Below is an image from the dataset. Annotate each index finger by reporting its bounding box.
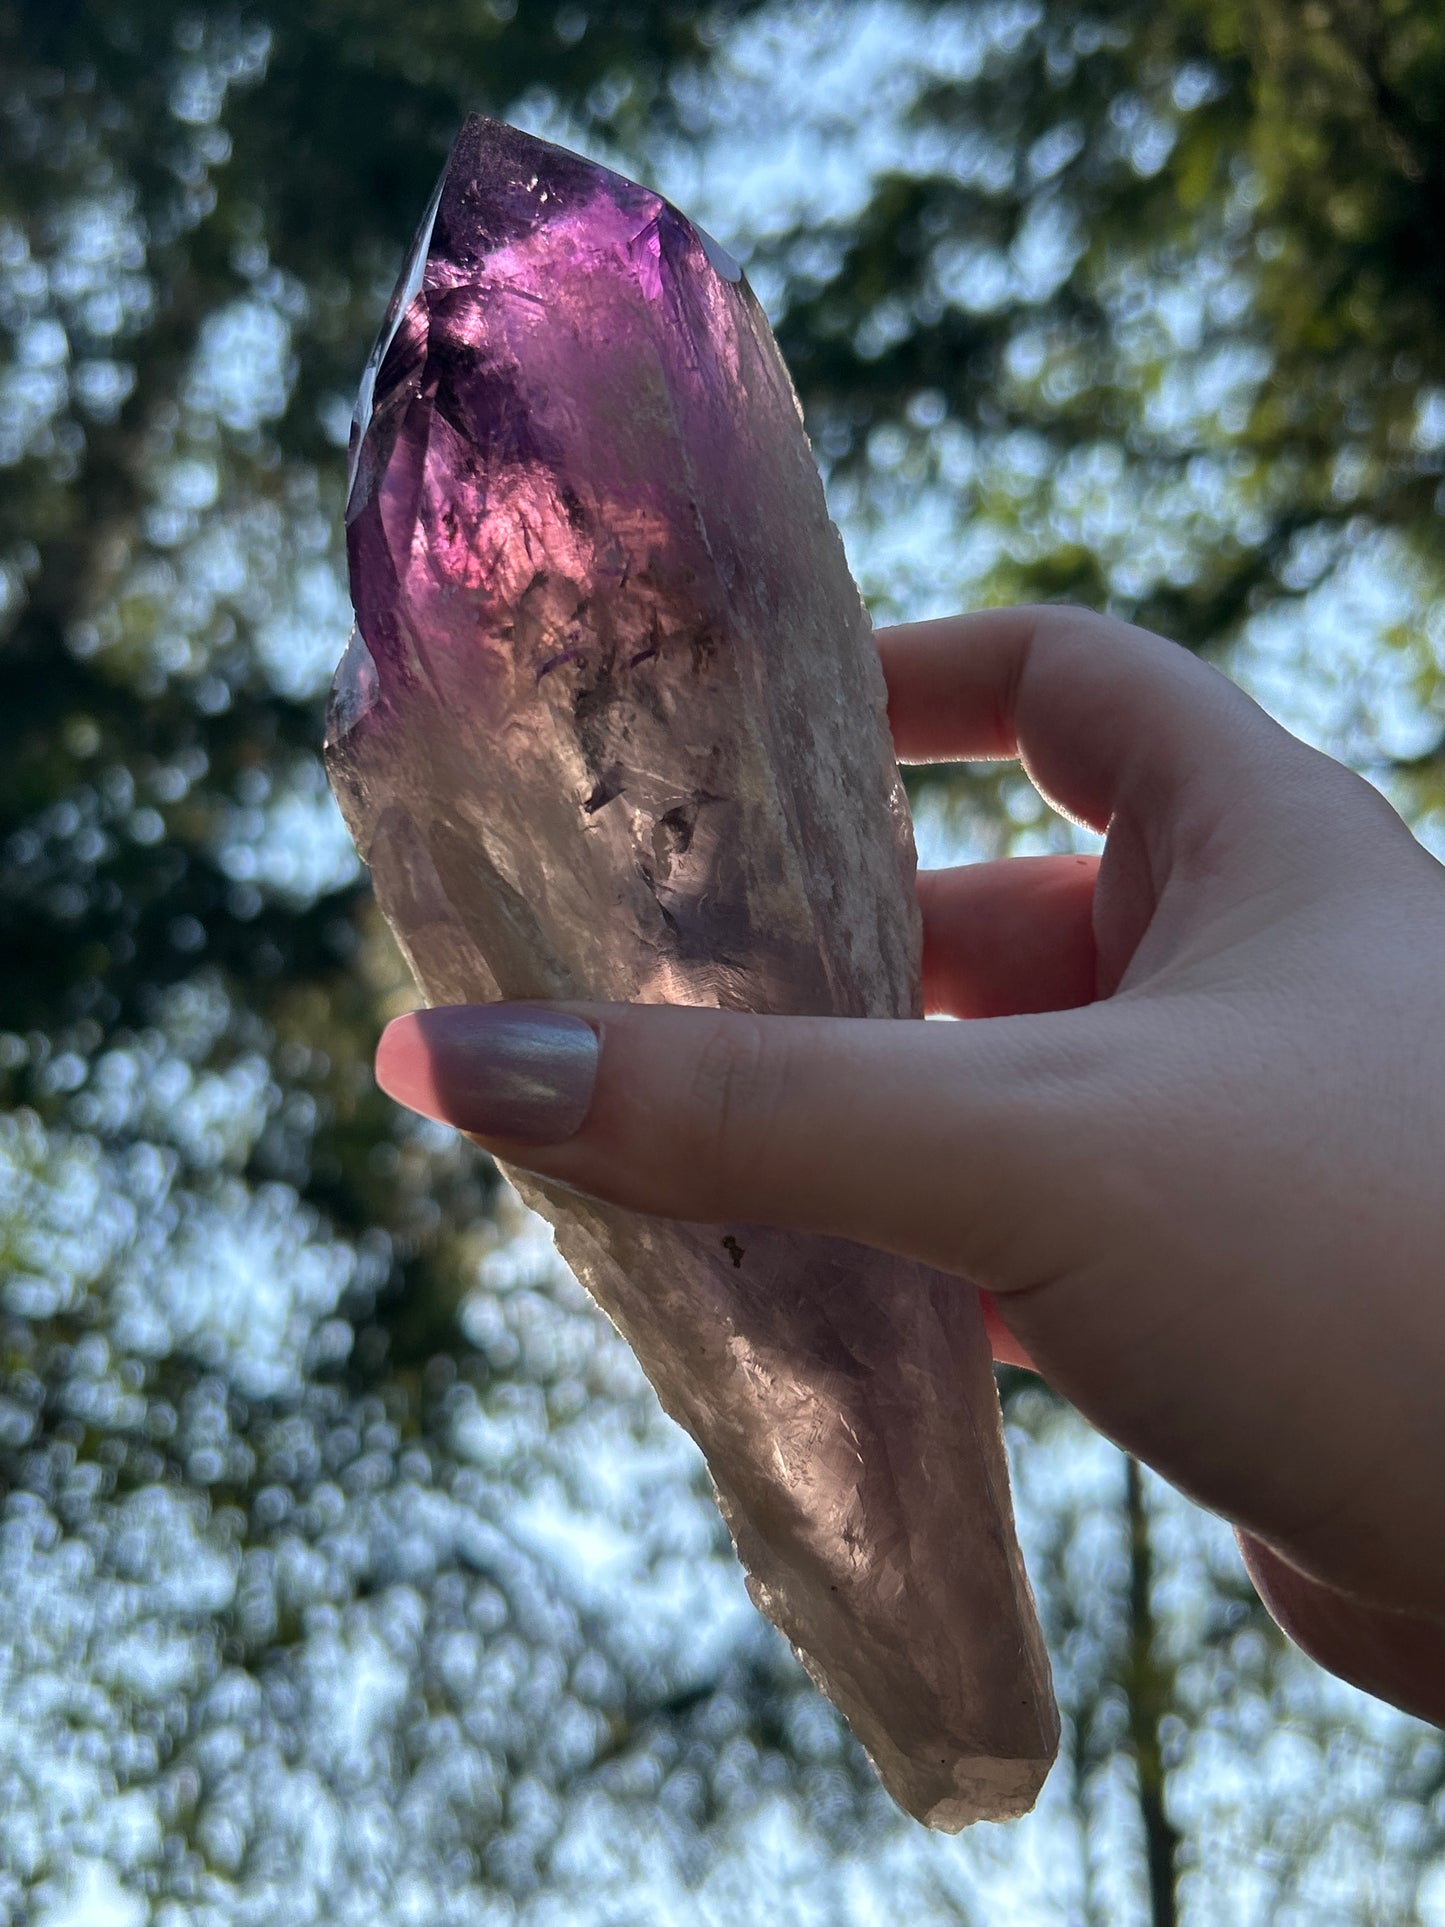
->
[877,605,1297,836]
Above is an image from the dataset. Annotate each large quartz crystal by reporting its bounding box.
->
[325,115,1058,1828]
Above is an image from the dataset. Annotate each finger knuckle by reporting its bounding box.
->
[683,1014,789,1201]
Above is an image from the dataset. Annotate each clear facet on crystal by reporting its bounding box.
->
[326,115,1058,1828]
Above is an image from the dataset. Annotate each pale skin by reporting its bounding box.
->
[377,605,1445,1727]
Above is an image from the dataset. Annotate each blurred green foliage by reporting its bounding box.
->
[2,2,1445,1922]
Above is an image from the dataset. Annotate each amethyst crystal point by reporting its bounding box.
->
[326,115,1058,1828]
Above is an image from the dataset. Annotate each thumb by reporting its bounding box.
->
[374,999,1119,1286]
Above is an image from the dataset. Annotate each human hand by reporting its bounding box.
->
[375,606,1445,1724]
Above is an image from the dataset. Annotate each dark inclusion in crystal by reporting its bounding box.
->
[326,116,1058,1828]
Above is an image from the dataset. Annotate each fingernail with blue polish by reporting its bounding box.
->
[375,1005,599,1144]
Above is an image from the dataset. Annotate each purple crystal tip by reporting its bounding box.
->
[336,117,769,751]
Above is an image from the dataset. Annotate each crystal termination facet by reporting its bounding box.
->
[326,115,1059,1828]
